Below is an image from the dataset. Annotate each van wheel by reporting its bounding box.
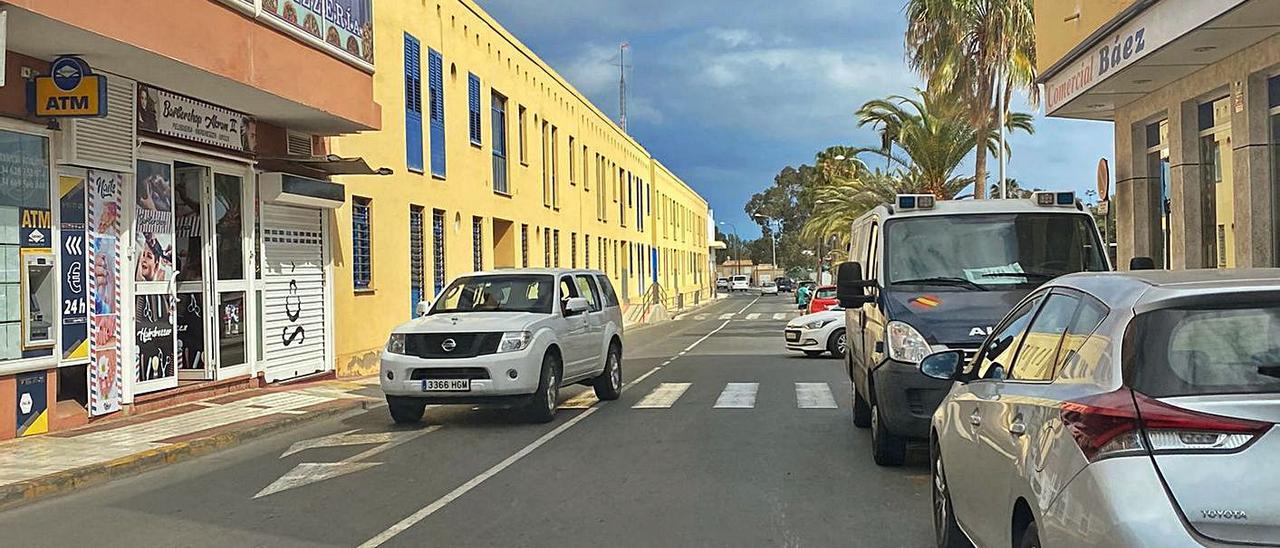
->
[871,400,907,466]
[592,343,622,401]
[387,396,426,424]
[851,389,871,428]
[523,353,561,423]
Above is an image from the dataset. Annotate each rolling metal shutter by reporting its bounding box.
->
[261,204,327,382]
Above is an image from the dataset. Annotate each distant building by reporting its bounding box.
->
[1035,0,1280,270]
[718,259,755,281]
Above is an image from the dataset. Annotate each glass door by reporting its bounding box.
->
[174,162,211,380]
[211,171,250,379]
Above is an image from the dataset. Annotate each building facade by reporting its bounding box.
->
[1036,0,1280,270]
[0,0,380,439]
[328,0,710,376]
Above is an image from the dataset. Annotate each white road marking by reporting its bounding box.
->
[773,313,789,321]
[718,313,734,320]
[796,383,838,409]
[633,383,692,409]
[694,314,708,321]
[257,427,439,498]
[745,313,761,320]
[737,297,760,314]
[358,304,742,547]
[714,383,759,409]
[559,390,599,409]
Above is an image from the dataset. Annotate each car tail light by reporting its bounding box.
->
[1060,388,1272,462]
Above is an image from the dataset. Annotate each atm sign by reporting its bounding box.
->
[31,56,108,118]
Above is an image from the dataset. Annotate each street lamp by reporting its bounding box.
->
[718,221,741,276]
[751,212,778,270]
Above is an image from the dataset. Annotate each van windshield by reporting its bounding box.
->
[884,213,1106,290]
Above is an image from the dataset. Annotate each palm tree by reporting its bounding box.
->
[988,178,1040,199]
[904,0,1038,199]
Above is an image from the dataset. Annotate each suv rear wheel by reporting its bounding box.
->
[523,352,561,423]
[593,343,623,400]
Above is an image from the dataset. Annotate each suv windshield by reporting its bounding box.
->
[431,275,555,314]
[1128,303,1280,397]
[885,213,1106,290]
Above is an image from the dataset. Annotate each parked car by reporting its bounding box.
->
[716,277,730,291]
[760,281,779,295]
[920,268,1280,548]
[807,285,838,314]
[380,269,624,424]
[838,193,1109,466]
[784,309,845,358]
[776,277,795,293]
[731,274,750,292]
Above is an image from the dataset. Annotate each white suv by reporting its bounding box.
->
[731,275,750,292]
[381,269,624,424]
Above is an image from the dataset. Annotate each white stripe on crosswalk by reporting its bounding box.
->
[795,383,838,409]
[694,314,708,321]
[714,383,759,409]
[633,383,691,409]
[773,313,789,320]
[718,313,734,320]
[745,313,761,320]
[560,391,599,409]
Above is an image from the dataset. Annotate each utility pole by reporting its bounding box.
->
[617,42,629,132]
[998,65,1007,199]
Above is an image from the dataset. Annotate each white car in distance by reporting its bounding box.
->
[731,275,750,292]
[784,309,846,358]
[380,269,624,424]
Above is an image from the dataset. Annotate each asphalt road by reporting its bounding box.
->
[0,293,932,547]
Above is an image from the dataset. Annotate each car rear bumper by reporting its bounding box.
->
[871,358,950,439]
[380,350,542,399]
[1043,457,1225,547]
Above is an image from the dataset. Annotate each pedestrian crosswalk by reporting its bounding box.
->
[676,312,799,322]
[560,382,843,411]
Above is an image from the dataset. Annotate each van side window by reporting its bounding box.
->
[865,222,879,281]
[974,295,1043,380]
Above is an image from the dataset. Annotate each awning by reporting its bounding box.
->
[710,241,728,250]
[257,155,393,177]
[1040,0,1276,120]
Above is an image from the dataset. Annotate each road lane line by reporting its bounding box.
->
[359,310,738,547]
[773,313,788,321]
[559,391,599,409]
[736,296,760,314]
[796,383,838,409]
[745,313,761,320]
[718,313,734,320]
[714,383,759,409]
[694,314,708,321]
[632,383,692,409]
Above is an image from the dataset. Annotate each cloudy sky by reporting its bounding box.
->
[476,0,1114,238]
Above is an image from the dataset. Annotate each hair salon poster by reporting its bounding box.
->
[135,294,175,383]
[86,169,123,416]
[135,160,174,283]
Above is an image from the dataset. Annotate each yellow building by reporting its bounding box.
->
[1035,0,1280,271]
[329,0,710,376]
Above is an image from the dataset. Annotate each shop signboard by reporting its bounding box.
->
[15,371,47,437]
[137,85,256,154]
[236,0,373,67]
[59,176,88,361]
[86,170,123,416]
[31,55,107,118]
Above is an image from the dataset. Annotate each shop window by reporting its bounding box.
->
[1199,97,1232,269]
[0,131,53,361]
[432,209,446,295]
[571,232,577,268]
[468,73,482,146]
[1145,119,1171,268]
[472,216,483,271]
[404,33,424,174]
[214,174,244,281]
[553,229,560,267]
[410,206,425,316]
[492,91,508,193]
[428,49,446,178]
[352,197,372,290]
[543,227,551,267]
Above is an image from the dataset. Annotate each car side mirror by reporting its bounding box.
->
[565,297,591,315]
[919,350,966,382]
[416,300,432,317]
[1129,256,1155,271]
[837,261,875,308]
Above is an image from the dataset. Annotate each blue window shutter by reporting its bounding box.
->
[404,34,424,173]
[468,73,481,145]
[428,49,447,177]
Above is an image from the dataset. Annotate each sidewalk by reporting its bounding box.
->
[0,377,380,510]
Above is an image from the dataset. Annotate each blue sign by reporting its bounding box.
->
[15,371,48,437]
[51,56,89,91]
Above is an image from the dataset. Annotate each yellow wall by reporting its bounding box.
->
[1034,0,1133,74]
[328,0,709,376]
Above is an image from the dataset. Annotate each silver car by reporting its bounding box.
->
[919,269,1280,548]
[381,269,624,424]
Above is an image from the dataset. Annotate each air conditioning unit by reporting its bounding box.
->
[286,132,314,157]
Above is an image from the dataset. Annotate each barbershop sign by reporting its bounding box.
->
[1044,0,1247,114]
[136,84,256,153]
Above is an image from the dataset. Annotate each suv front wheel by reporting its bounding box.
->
[523,352,562,423]
[387,396,426,424]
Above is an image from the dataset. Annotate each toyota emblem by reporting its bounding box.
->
[441,338,457,352]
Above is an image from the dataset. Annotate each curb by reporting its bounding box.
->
[0,398,374,512]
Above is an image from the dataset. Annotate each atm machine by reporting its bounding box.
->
[21,251,55,349]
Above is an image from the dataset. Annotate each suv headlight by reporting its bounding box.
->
[886,321,930,364]
[385,333,406,355]
[803,319,834,330]
[497,331,533,353]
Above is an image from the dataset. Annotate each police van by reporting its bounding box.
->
[835,193,1110,466]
